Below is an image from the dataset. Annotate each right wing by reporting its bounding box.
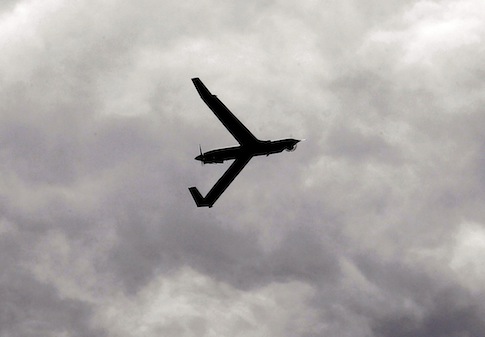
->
[192,78,259,145]
[188,154,252,207]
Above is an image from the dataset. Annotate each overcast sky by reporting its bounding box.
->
[1,0,485,336]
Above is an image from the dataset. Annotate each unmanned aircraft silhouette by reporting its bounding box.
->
[189,78,300,208]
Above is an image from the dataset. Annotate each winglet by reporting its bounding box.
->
[188,187,212,208]
[191,78,212,98]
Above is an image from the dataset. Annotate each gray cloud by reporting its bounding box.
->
[1,0,485,336]
[373,287,485,337]
[0,229,106,337]
[0,272,105,337]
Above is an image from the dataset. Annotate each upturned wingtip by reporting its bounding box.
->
[188,187,211,207]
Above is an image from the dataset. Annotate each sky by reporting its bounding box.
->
[1,0,485,336]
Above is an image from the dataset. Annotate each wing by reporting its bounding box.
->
[188,154,252,207]
[192,78,259,145]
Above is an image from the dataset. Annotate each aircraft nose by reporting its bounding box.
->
[195,155,203,161]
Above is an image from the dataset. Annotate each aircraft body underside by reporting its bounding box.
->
[198,140,297,164]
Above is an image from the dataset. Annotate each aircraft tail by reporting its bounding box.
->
[188,187,212,207]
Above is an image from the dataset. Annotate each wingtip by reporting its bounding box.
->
[191,78,211,98]
[188,186,211,207]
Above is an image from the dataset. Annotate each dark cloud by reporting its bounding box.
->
[106,210,341,293]
[0,230,106,337]
[0,272,106,337]
[1,0,484,336]
[373,287,485,337]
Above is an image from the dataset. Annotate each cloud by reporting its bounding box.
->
[367,0,485,64]
[96,267,321,337]
[1,0,485,336]
[0,224,106,337]
[372,286,485,337]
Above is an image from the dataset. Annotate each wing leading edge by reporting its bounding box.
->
[188,155,252,207]
[192,78,258,145]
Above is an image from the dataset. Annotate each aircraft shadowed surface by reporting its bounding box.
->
[189,78,300,207]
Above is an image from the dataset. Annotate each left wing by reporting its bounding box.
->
[192,78,259,145]
[188,154,252,207]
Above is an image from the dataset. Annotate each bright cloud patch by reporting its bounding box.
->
[368,0,485,64]
[96,268,320,337]
[450,222,485,291]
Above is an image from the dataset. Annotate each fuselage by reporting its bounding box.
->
[196,138,299,164]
